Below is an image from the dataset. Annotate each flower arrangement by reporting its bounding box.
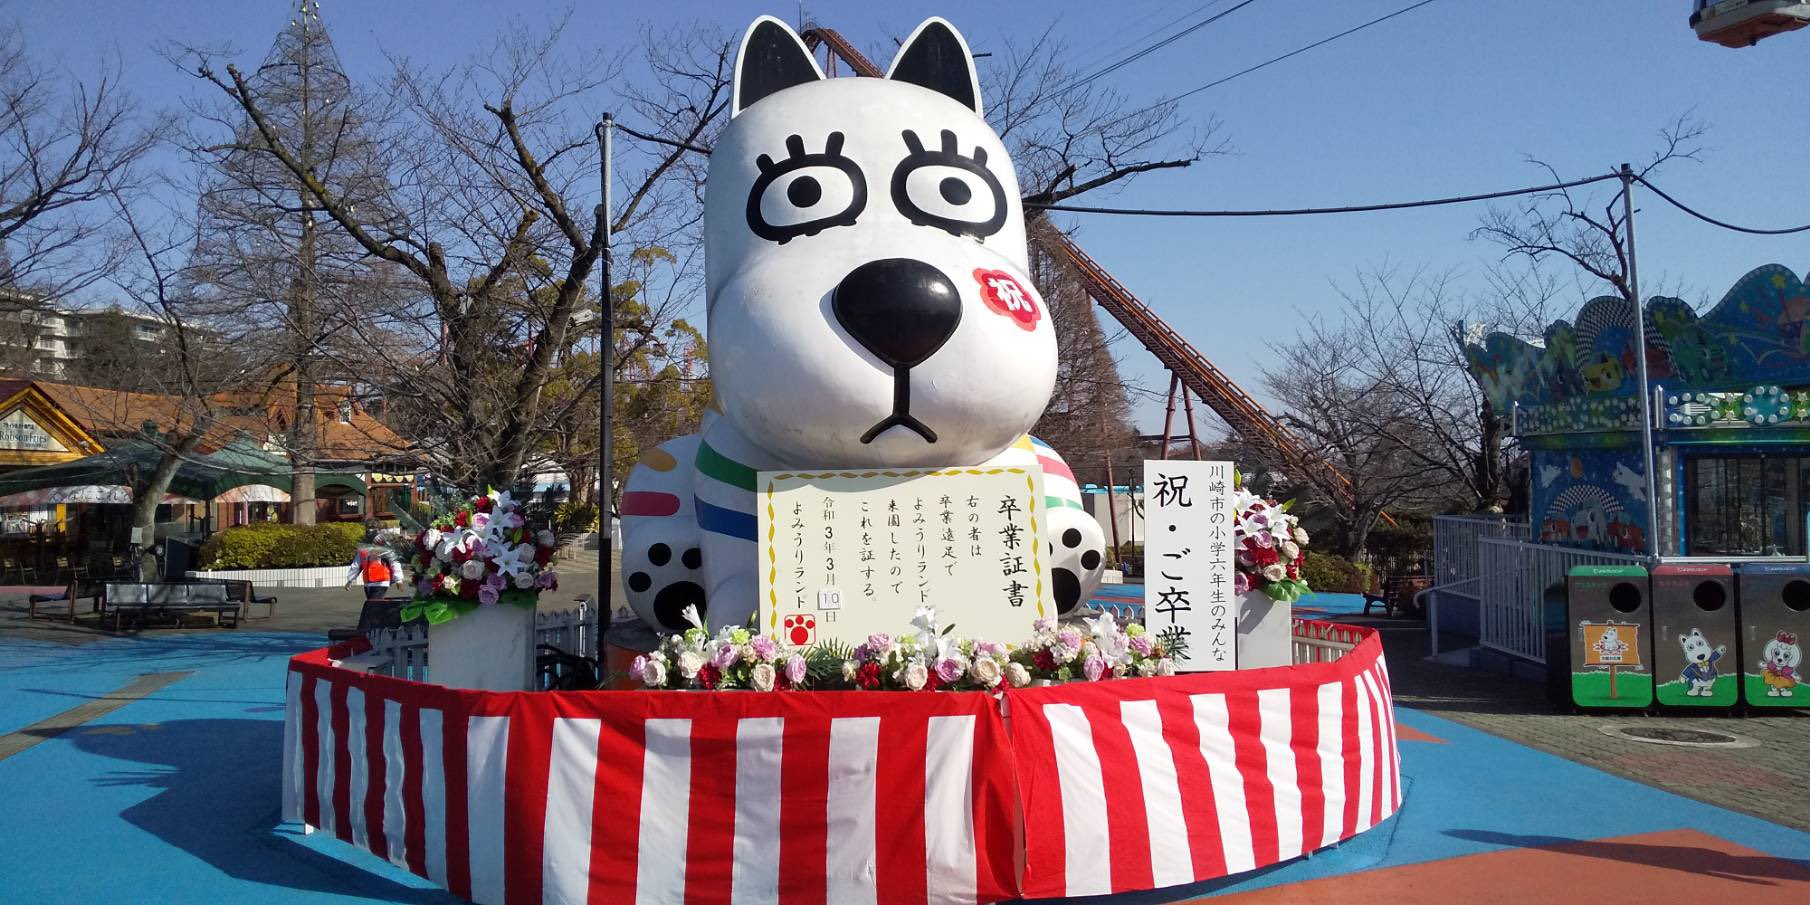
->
[397,489,560,625]
[1232,483,1310,603]
[629,607,1187,692]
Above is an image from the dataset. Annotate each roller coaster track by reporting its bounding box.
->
[801,26,1354,504]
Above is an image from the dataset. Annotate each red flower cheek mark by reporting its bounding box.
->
[973,268,1040,331]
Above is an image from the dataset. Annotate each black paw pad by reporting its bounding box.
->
[1053,567,1081,614]
[653,581,706,632]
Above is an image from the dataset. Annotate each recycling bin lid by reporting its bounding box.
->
[1739,561,1810,576]
[1651,563,1731,577]
[1569,564,1648,577]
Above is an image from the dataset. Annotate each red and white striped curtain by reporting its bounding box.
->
[284,623,1397,905]
[1002,639,1399,898]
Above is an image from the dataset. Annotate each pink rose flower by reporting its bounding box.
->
[785,654,808,687]
[866,633,893,652]
[749,636,778,662]
[712,643,740,669]
[1128,634,1154,656]
[935,657,965,685]
[536,570,558,589]
[1234,570,1251,594]
[477,584,500,606]
[1084,655,1106,681]
[1033,617,1056,633]
[1057,628,1083,650]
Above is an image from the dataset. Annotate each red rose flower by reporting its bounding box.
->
[459,580,480,600]
[856,661,882,690]
[534,546,553,567]
[1033,650,1057,672]
[474,496,493,513]
[697,664,720,690]
[923,671,942,692]
[454,510,470,527]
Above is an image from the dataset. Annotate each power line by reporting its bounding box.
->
[1054,0,1261,99]
[1067,0,1228,76]
[1633,175,1810,236]
[1030,172,1620,217]
[1146,0,1442,112]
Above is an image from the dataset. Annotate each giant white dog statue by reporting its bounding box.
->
[620,16,1106,632]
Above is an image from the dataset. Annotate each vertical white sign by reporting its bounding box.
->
[1144,460,1236,671]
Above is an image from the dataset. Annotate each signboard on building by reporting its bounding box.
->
[1145,459,1237,671]
[756,467,1051,646]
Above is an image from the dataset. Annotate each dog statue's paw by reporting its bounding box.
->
[623,527,707,633]
[1047,507,1106,615]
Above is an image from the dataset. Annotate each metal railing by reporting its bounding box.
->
[358,602,599,684]
[1474,538,1649,663]
[1431,514,1528,598]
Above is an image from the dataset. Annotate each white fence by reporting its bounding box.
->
[1431,514,1528,599]
[360,602,600,684]
[1475,537,1650,663]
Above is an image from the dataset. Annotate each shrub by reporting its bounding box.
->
[200,522,367,569]
[1300,551,1374,594]
[553,500,600,536]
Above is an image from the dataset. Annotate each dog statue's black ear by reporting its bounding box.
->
[886,18,982,116]
[733,16,825,117]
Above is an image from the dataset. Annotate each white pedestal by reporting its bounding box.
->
[1235,590,1293,669]
[427,602,536,691]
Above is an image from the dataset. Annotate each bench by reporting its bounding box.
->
[184,578,279,620]
[1363,575,1434,617]
[27,580,102,623]
[101,582,241,630]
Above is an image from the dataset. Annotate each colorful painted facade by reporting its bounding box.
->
[1467,264,1810,558]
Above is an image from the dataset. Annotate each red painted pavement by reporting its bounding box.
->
[1187,829,1810,903]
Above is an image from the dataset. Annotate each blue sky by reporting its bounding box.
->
[15,0,1810,432]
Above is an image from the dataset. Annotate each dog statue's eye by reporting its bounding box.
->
[892,129,1007,240]
[746,133,867,244]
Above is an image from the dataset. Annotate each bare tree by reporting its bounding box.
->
[186,4,402,523]
[1474,114,1707,306]
[1262,312,1466,555]
[0,18,164,302]
[187,15,713,493]
[97,183,265,576]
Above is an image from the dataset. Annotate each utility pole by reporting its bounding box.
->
[1621,163,1659,558]
[597,114,615,612]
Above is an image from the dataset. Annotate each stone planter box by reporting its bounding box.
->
[184,565,347,588]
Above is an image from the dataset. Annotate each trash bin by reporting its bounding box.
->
[1650,563,1737,708]
[1565,565,1651,709]
[1737,563,1810,709]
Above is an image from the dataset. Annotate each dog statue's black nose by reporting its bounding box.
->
[831,258,962,370]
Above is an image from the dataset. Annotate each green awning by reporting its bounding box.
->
[0,438,294,501]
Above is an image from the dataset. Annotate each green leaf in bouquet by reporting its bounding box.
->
[499,588,540,609]
[1232,468,1243,489]
[1280,498,1295,512]
[423,601,455,624]
[399,602,424,623]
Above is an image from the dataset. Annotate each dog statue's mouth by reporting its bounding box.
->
[860,368,937,444]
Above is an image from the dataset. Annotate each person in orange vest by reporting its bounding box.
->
[345,538,403,601]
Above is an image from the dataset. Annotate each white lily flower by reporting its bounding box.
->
[491,542,535,579]
[680,603,705,630]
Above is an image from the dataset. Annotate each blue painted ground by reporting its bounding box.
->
[2,627,1806,903]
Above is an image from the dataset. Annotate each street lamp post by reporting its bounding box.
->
[596,115,615,614]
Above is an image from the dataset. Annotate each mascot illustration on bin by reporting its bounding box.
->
[621,17,1106,632]
[1677,628,1726,696]
[1759,631,1801,697]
